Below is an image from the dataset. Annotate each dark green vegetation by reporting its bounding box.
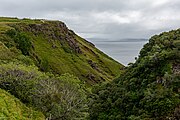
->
[89,29,180,119]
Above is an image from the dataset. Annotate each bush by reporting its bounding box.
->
[0,62,88,120]
[6,29,32,55]
[6,29,17,38]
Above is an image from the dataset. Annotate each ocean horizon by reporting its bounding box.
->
[87,38,148,66]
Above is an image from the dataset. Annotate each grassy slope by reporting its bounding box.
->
[0,17,123,119]
[0,88,44,120]
[0,17,124,84]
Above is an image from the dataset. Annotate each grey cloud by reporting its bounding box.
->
[0,0,180,39]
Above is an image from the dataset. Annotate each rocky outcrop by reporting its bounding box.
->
[173,64,180,75]
[88,60,98,70]
[15,21,82,53]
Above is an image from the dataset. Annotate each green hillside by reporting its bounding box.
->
[0,88,44,120]
[89,29,180,120]
[1,17,179,120]
[0,17,123,85]
[0,17,123,119]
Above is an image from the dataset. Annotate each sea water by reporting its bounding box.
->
[88,39,148,66]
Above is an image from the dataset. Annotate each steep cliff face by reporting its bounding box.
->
[0,17,123,84]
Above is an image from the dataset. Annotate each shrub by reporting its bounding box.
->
[0,62,88,120]
[6,29,32,55]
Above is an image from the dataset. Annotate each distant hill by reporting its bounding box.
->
[89,29,180,120]
[88,38,148,42]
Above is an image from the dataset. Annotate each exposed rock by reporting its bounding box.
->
[84,39,95,47]
[25,21,83,54]
[173,64,180,74]
[84,45,98,57]
[52,44,57,48]
[86,73,96,81]
[88,60,98,70]
[174,106,180,120]
[65,36,82,53]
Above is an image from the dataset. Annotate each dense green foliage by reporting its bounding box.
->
[6,29,32,55]
[89,29,180,120]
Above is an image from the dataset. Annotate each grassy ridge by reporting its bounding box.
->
[0,17,123,85]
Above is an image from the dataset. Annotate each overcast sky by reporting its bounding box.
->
[0,0,180,39]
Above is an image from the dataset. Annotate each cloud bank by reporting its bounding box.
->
[0,0,180,39]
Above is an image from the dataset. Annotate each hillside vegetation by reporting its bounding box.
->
[0,88,45,120]
[0,17,123,119]
[0,17,179,120]
[0,62,89,119]
[89,29,180,120]
[0,17,123,85]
